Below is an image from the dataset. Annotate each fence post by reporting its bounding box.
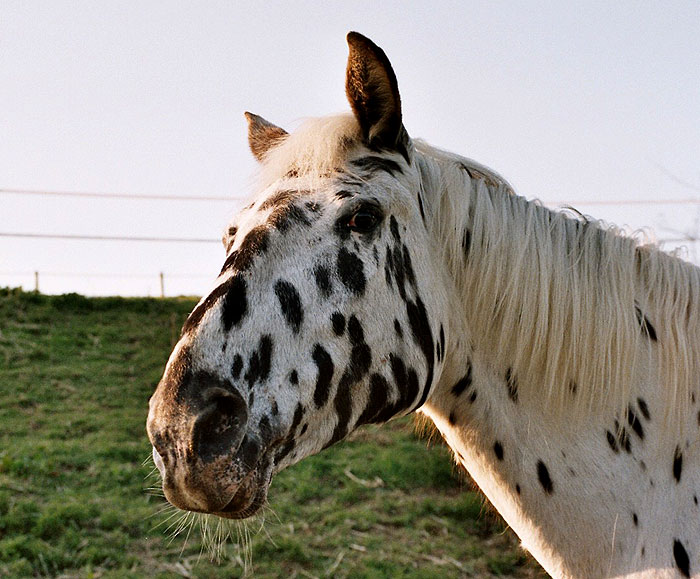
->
[34,271,39,293]
[159,272,165,298]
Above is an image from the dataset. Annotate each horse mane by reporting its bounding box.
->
[417,140,700,427]
[253,113,700,427]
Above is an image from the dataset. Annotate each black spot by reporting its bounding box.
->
[226,225,270,273]
[386,245,406,299]
[417,192,425,221]
[312,344,334,408]
[331,312,346,336]
[219,249,239,276]
[606,430,619,453]
[347,334,372,381]
[305,201,321,213]
[347,315,365,345]
[274,280,304,333]
[337,247,366,296]
[451,365,473,397]
[384,261,393,288]
[183,275,246,334]
[351,155,403,177]
[439,325,446,361]
[328,319,372,445]
[632,512,638,526]
[268,202,311,233]
[673,446,683,483]
[674,539,691,577]
[357,373,390,425]
[271,401,279,416]
[244,335,273,388]
[515,484,521,495]
[637,397,650,420]
[402,245,416,287]
[394,319,403,339]
[221,275,249,331]
[389,354,407,394]
[257,337,273,381]
[448,410,457,425]
[627,406,644,440]
[613,420,632,453]
[314,265,332,297]
[231,354,243,379]
[494,441,504,461]
[505,368,519,402]
[335,189,354,200]
[405,368,420,410]
[406,295,435,410]
[462,228,471,256]
[469,391,478,403]
[537,460,554,494]
[329,375,354,446]
[635,306,658,341]
[388,354,414,408]
[289,370,298,385]
[275,439,295,464]
[299,423,308,436]
[389,216,400,242]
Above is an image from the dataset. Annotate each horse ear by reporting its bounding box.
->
[345,32,407,156]
[244,112,288,161]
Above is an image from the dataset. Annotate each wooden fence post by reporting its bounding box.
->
[34,271,39,293]
[160,272,165,298]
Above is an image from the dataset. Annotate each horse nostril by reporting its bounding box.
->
[192,387,249,462]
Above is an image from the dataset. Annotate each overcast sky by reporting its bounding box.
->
[1,1,699,296]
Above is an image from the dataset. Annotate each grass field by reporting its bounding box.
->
[0,288,546,578]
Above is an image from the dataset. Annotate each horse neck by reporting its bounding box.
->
[418,152,700,578]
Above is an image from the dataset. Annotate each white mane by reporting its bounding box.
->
[417,140,700,427]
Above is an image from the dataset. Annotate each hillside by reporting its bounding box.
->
[0,288,545,578]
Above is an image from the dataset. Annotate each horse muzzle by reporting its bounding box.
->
[147,372,270,518]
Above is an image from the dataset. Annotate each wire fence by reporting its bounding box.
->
[0,270,212,297]
[3,186,700,296]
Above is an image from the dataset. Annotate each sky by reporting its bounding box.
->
[1,1,699,296]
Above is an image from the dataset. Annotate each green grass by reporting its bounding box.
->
[0,288,546,578]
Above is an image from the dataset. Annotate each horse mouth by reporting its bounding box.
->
[152,443,274,519]
[213,465,271,519]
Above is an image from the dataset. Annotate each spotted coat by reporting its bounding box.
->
[148,32,700,578]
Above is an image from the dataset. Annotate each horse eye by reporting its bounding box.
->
[347,209,379,233]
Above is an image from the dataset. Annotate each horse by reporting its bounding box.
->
[147,32,700,578]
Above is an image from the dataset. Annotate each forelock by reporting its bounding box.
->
[254,114,363,192]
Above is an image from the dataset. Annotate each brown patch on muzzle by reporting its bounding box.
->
[147,365,254,514]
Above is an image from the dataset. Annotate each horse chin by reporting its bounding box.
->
[213,465,271,520]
